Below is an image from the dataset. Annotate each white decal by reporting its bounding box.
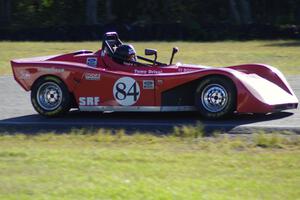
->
[19,70,31,80]
[87,57,97,67]
[134,69,147,74]
[39,67,64,73]
[178,68,194,72]
[143,80,154,89]
[85,73,100,80]
[134,69,162,74]
[148,69,162,74]
[113,77,140,106]
[79,97,100,106]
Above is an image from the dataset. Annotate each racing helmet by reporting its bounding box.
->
[114,44,137,63]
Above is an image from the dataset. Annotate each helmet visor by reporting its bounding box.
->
[128,54,136,61]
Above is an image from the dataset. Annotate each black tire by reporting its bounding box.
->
[31,76,71,117]
[195,76,236,119]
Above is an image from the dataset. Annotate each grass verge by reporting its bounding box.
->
[0,126,299,200]
[1,40,300,75]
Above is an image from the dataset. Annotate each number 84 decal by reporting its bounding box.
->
[113,77,140,106]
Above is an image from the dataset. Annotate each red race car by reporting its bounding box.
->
[11,32,298,119]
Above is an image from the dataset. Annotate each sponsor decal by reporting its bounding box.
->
[178,68,195,72]
[134,69,147,74]
[113,77,140,106]
[143,80,154,89]
[79,97,100,106]
[148,69,162,74]
[19,70,31,80]
[87,57,97,67]
[39,67,64,73]
[84,73,100,80]
[134,69,162,74]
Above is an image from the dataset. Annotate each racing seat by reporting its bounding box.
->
[102,32,123,56]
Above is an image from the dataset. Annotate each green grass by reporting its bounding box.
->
[0,127,299,200]
[1,40,300,75]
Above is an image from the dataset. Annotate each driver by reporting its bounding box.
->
[113,44,137,64]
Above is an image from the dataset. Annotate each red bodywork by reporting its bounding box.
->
[11,45,298,114]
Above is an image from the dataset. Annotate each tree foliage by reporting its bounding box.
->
[1,0,299,28]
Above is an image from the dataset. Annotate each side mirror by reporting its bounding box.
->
[169,47,179,65]
[145,48,157,64]
[145,48,157,56]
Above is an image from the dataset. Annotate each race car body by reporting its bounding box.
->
[11,32,298,119]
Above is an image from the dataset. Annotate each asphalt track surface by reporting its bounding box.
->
[0,75,299,134]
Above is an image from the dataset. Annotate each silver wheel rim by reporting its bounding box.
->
[201,84,228,113]
[36,82,63,111]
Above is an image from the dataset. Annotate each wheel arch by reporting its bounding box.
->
[194,74,238,111]
[31,75,63,89]
[161,73,238,109]
[195,74,237,94]
[31,75,78,108]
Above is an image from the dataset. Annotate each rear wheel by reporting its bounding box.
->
[195,76,236,119]
[31,76,71,117]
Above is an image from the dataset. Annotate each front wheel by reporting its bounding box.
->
[195,76,236,119]
[31,76,71,117]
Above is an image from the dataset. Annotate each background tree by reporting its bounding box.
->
[0,0,11,25]
[105,0,114,22]
[229,0,252,25]
[0,0,299,40]
[2,0,299,27]
[86,0,98,25]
